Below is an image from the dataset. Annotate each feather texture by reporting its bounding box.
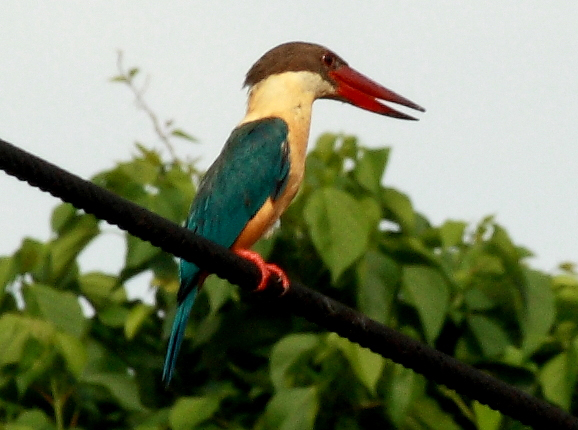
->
[162,117,290,383]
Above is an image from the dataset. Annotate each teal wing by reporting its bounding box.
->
[163,117,290,383]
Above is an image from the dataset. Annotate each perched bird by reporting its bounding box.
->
[163,41,424,383]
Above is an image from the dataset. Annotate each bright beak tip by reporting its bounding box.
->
[396,112,420,121]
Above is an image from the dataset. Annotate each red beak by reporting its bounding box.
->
[329,66,425,120]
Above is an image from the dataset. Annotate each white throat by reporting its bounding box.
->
[240,71,332,126]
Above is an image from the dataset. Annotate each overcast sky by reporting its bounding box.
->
[1,2,577,281]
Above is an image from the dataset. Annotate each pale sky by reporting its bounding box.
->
[1,2,577,282]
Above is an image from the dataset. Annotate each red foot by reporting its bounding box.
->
[234,249,290,292]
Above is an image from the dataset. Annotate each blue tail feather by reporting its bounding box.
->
[162,287,198,384]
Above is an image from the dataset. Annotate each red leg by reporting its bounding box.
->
[234,249,290,292]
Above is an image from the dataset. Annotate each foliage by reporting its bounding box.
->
[1,70,578,429]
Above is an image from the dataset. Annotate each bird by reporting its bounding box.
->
[162,41,425,384]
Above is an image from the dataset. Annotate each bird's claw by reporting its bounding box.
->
[234,249,290,292]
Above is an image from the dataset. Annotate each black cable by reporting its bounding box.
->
[1,137,576,430]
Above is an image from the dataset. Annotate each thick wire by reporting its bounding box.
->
[1,137,576,430]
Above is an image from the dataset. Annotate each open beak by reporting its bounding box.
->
[328,66,425,120]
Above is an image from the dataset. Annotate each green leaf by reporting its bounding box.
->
[354,148,389,194]
[98,304,130,327]
[270,334,320,391]
[169,396,220,430]
[171,129,198,143]
[152,173,195,223]
[263,387,318,430]
[92,165,144,200]
[358,196,382,231]
[164,163,197,193]
[488,225,524,278]
[0,314,36,365]
[78,272,120,306]
[150,185,189,222]
[467,315,509,358]
[356,251,400,324]
[382,188,415,233]
[10,409,53,430]
[539,350,578,410]
[118,157,159,185]
[520,269,555,356]
[410,397,461,430]
[0,256,16,292]
[50,203,77,234]
[125,235,160,272]
[464,251,504,276]
[81,372,146,411]
[314,133,338,163]
[402,266,449,344]
[381,236,438,266]
[304,187,371,281]
[473,401,502,430]
[552,273,578,321]
[463,289,494,311]
[27,284,87,338]
[385,363,422,426]
[109,74,128,83]
[15,238,47,274]
[329,334,385,395]
[339,135,357,159]
[124,303,154,340]
[128,67,139,78]
[203,277,238,314]
[49,215,99,282]
[135,143,163,166]
[82,339,127,374]
[440,220,467,248]
[55,332,87,376]
[15,338,55,395]
[132,409,171,430]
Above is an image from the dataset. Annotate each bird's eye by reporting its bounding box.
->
[322,53,335,67]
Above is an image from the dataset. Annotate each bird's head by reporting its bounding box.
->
[244,41,425,120]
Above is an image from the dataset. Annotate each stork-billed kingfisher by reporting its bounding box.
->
[162,41,425,383]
